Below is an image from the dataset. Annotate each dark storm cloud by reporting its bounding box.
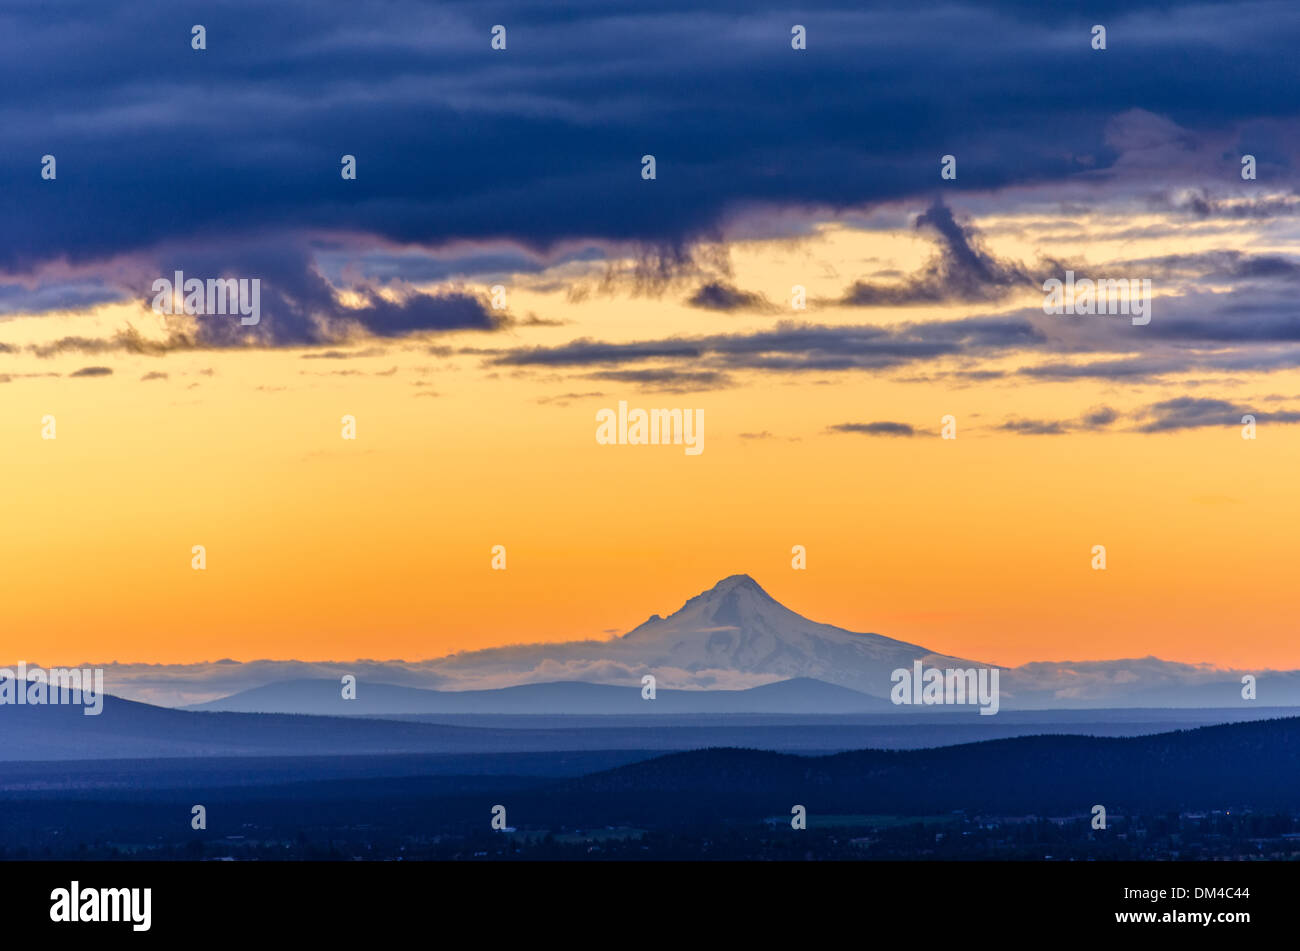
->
[841,202,1038,305]
[127,242,502,348]
[0,280,125,315]
[2,0,1297,276]
[348,291,498,338]
[3,0,1299,383]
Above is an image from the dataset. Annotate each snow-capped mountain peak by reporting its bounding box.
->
[612,574,968,694]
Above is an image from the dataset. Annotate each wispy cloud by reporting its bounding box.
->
[829,421,915,437]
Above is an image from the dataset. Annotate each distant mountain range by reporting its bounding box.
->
[10,688,1295,762]
[27,574,1300,709]
[185,676,894,715]
[0,694,519,761]
[7,715,1300,835]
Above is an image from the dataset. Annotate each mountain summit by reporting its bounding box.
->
[607,574,971,694]
[625,574,781,636]
[426,574,975,697]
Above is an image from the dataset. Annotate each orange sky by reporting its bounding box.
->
[5,210,1299,670]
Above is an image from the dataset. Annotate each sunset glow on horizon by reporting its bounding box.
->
[6,201,1300,672]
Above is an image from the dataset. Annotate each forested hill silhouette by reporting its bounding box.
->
[541,717,1300,820]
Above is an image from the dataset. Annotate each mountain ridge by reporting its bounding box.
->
[21,574,1300,709]
[185,675,896,715]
